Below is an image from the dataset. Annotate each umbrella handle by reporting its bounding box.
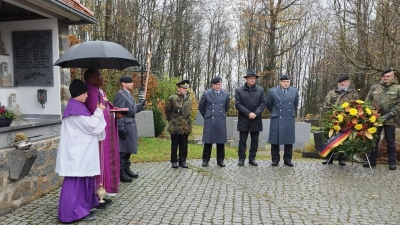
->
[143,50,152,100]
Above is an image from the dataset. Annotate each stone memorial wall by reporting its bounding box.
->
[12,30,53,86]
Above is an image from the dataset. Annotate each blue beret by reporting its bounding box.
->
[119,76,133,83]
[212,77,222,84]
[279,75,290,80]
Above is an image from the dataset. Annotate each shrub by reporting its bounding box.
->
[153,106,167,137]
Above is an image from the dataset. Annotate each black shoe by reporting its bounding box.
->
[284,161,294,167]
[271,161,279,166]
[125,169,139,178]
[179,162,188,168]
[217,161,225,167]
[389,164,397,170]
[95,202,107,210]
[202,162,208,167]
[103,198,112,205]
[82,214,96,221]
[120,170,133,182]
[238,160,244,166]
[172,162,178,168]
[249,159,258,166]
[363,162,376,167]
[338,160,346,166]
[321,159,333,165]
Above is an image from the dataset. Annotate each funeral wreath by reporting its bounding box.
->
[321,100,384,156]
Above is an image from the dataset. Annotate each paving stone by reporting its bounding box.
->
[1,160,400,224]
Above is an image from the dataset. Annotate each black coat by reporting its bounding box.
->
[234,83,267,132]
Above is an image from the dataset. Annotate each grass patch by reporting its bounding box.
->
[132,136,271,163]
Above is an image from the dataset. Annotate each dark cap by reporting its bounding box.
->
[69,79,88,98]
[279,75,290,80]
[119,76,133,83]
[176,79,190,88]
[212,76,222,84]
[337,74,349,82]
[244,69,259,78]
[382,68,397,76]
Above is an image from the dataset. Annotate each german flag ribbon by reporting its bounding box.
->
[318,128,353,157]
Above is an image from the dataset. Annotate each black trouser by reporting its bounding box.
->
[368,125,397,164]
[238,131,259,161]
[324,152,345,161]
[120,153,131,170]
[170,134,188,163]
[271,144,293,163]
[202,143,225,163]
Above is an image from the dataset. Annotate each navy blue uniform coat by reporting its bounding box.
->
[113,89,144,154]
[199,88,230,144]
[266,85,299,145]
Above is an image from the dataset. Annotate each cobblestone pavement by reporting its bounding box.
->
[1,159,400,225]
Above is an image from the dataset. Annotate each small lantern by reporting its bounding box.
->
[37,89,47,108]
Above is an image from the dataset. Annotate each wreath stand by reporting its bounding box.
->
[324,151,374,174]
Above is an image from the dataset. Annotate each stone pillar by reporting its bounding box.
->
[58,20,71,114]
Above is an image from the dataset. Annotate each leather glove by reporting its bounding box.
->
[141,100,146,107]
[119,130,127,140]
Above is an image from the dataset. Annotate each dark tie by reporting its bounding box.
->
[283,90,287,94]
[216,92,219,96]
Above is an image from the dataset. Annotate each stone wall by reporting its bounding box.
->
[0,137,62,216]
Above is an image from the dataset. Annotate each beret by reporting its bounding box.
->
[119,76,133,83]
[279,75,290,80]
[69,79,88,98]
[382,68,397,76]
[212,76,222,84]
[244,69,259,78]
[337,75,349,82]
[176,79,190,88]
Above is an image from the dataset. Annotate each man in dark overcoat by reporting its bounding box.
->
[199,76,230,167]
[113,76,145,182]
[266,75,299,167]
[235,70,267,166]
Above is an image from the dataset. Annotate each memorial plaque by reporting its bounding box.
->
[12,30,53,86]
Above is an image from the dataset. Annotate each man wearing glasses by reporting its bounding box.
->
[364,68,400,170]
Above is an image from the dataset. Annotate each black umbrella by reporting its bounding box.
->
[54,41,140,70]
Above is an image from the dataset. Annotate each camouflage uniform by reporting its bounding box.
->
[365,79,400,166]
[365,80,400,126]
[166,91,193,134]
[323,88,359,112]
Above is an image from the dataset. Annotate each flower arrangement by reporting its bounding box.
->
[0,105,15,119]
[321,100,383,156]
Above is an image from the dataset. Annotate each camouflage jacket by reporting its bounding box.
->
[323,87,359,112]
[166,91,193,134]
[365,80,400,126]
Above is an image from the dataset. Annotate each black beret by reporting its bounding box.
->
[279,75,290,80]
[212,76,222,84]
[69,79,88,98]
[244,69,259,78]
[176,79,190,88]
[119,76,133,83]
[382,68,397,76]
[337,74,349,82]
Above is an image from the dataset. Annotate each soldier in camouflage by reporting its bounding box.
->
[322,75,359,166]
[364,68,400,170]
[165,79,193,168]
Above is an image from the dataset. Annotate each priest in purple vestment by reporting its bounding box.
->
[84,69,121,196]
[56,79,106,222]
